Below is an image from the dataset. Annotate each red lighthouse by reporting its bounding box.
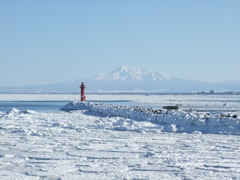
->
[80,82,86,101]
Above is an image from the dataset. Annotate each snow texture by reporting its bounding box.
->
[62,101,240,135]
[1,107,240,179]
[1,94,240,179]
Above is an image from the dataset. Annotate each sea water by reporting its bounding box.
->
[0,101,68,112]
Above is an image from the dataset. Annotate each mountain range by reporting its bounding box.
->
[1,66,239,93]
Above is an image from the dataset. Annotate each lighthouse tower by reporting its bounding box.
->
[80,82,86,101]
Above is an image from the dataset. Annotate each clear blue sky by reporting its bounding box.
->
[1,0,240,86]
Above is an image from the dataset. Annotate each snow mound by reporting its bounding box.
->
[6,108,37,115]
[61,101,240,135]
[60,101,89,111]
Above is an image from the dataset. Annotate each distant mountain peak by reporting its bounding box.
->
[96,66,174,82]
[116,66,134,72]
[1,65,240,93]
[109,66,143,81]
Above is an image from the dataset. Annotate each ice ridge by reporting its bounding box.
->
[61,101,240,135]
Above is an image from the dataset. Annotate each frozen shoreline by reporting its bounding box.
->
[62,101,240,135]
[1,93,240,114]
[1,94,240,179]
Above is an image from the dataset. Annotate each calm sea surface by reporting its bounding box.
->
[0,101,68,112]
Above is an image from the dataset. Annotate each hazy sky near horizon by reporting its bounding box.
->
[1,0,240,86]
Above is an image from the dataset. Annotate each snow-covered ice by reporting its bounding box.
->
[0,94,240,179]
[0,108,239,179]
[62,101,240,135]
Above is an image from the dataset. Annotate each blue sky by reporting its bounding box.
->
[1,0,240,86]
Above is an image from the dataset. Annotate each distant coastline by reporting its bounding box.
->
[0,91,239,95]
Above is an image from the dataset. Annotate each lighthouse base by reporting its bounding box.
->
[81,96,86,101]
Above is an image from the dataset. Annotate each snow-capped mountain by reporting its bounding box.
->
[82,66,190,92]
[96,66,173,81]
[0,66,240,93]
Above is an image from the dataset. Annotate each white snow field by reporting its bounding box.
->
[0,94,240,179]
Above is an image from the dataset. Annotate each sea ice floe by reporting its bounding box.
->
[6,108,37,115]
[1,105,240,179]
